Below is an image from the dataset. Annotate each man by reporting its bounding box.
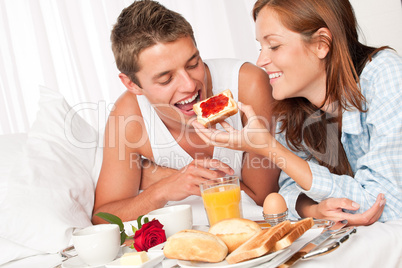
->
[92,0,280,224]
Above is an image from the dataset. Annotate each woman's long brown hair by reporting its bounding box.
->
[253,0,389,176]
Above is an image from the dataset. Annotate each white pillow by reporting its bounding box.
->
[0,86,100,264]
[0,133,27,206]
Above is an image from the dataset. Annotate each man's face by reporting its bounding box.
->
[135,36,208,125]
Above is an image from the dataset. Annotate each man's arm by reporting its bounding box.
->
[92,93,167,224]
[92,93,234,224]
[238,63,280,206]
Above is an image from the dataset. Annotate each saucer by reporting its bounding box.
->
[61,255,105,268]
[105,251,164,268]
[61,244,165,268]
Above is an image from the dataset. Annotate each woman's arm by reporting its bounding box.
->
[193,99,401,222]
[193,52,402,221]
[193,103,312,190]
[195,105,399,222]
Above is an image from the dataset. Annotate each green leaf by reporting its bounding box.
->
[135,215,150,230]
[119,232,127,245]
[144,217,149,224]
[136,215,143,229]
[95,212,124,231]
[131,225,138,234]
[95,212,127,245]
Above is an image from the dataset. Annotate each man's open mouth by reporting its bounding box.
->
[174,91,200,113]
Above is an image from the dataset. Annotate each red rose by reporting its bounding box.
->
[133,220,166,252]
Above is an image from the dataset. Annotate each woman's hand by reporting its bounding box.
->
[192,102,274,155]
[305,194,386,226]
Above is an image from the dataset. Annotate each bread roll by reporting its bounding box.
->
[274,217,314,251]
[193,89,238,127]
[226,220,291,264]
[209,218,261,253]
[163,229,228,263]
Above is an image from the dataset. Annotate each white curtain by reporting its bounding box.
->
[0,0,401,135]
[0,0,259,135]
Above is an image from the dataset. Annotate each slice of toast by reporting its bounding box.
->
[225,220,291,264]
[193,89,238,127]
[273,217,314,251]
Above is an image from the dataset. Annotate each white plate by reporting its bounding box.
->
[105,252,165,268]
[177,249,289,268]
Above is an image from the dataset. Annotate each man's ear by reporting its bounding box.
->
[119,73,143,95]
[313,27,332,59]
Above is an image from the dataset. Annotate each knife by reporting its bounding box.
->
[301,226,357,259]
[278,219,348,267]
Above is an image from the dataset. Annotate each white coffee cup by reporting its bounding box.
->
[144,204,193,238]
[72,224,120,266]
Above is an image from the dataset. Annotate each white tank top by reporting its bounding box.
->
[137,59,250,225]
[137,58,245,177]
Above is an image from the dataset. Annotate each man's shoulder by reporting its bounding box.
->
[108,91,148,149]
[238,62,270,93]
[239,62,266,78]
[113,91,143,117]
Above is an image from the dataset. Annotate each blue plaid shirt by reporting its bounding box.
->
[278,50,402,222]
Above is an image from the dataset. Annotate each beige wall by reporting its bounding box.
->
[352,0,402,54]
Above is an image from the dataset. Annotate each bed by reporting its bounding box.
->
[1,87,401,268]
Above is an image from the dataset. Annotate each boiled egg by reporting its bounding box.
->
[263,193,287,215]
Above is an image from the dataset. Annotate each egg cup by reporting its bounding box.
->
[262,209,288,226]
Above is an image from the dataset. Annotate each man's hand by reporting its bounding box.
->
[143,158,234,202]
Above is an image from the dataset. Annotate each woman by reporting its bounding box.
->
[193,0,402,225]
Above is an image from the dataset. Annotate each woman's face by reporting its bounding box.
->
[255,6,327,106]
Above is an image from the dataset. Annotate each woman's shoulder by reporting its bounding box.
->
[360,50,402,130]
[360,50,402,97]
[361,49,402,80]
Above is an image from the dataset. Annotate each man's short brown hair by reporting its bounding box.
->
[111,0,195,86]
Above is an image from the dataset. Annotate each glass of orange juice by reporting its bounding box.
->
[200,176,242,226]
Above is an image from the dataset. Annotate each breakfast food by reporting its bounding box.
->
[163,218,314,264]
[209,218,261,253]
[273,217,314,251]
[201,180,242,226]
[163,229,228,263]
[225,220,291,264]
[263,193,288,215]
[193,89,238,127]
[120,251,149,265]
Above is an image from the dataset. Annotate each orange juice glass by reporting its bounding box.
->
[200,176,242,226]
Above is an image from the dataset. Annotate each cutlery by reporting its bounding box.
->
[302,226,357,259]
[278,219,348,267]
[52,245,76,268]
[60,245,76,259]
